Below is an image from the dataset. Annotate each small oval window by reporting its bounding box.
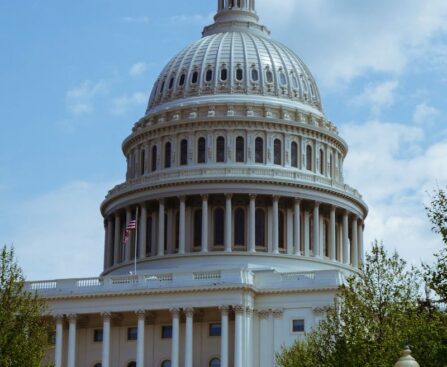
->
[236,68,243,81]
[220,68,228,81]
[279,72,287,86]
[266,70,273,83]
[206,69,213,82]
[251,69,259,82]
[179,74,186,87]
[191,71,199,84]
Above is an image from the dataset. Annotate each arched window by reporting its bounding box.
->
[251,68,259,82]
[255,137,264,163]
[140,149,146,175]
[234,208,245,247]
[236,137,244,163]
[193,209,202,248]
[165,142,171,168]
[161,361,171,367]
[291,74,299,89]
[179,73,186,87]
[151,146,157,172]
[216,136,225,163]
[214,208,224,246]
[206,69,213,82]
[255,209,266,248]
[127,362,136,367]
[279,72,287,86]
[323,220,329,257]
[236,68,243,81]
[198,137,206,164]
[160,80,166,94]
[168,77,174,90]
[175,211,180,252]
[191,71,199,84]
[209,358,221,367]
[319,149,324,175]
[279,211,285,251]
[329,154,333,178]
[220,67,228,81]
[306,145,312,171]
[164,213,168,252]
[274,139,282,165]
[94,364,102,367]
[146,216,152,256]
[291,142,298,168]
[266,69,273,83]
[180,139,188,166]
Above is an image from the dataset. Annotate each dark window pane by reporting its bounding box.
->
[214,209,224,246]
[274,139,282,165]
[140,150,145,175]
[175,212,179,251]
[206,69,213,82]
[162,325,173,339]
[234,208,245,246]
[194,210,202,247]
[291,142,298,168]
[216,137,225,163]
[180,139,188,166]
[161,361,171,367]
[279,211,285,250]
[198,138,206,164]
[220,68,228,81]
[210,359,221,367]
[280,72,287,85]
[160,81,165,93]
[127,327,138,341]
[292,319,305,333]
[169,77,174,89]
[146,217,152,256]
[152,146,157,172]
[236,137,244,162]
[127,363,136,367]
[93,329,103,342]
[179,74,186,86]
[255,138,264,163]
[209,323,222,337]
[251,69,259,82]
[192,71,199,84]
[306,146,312,171]
[165,142,171,168]
[236,68,243,81]
[255,209,265,247]
[266,70,273,83]
[320,149,324,174]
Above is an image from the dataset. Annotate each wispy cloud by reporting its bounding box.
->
[122,16,150,24]
[66,80,108,116]
[413,103,439,125]
[112,92,147,115]
[129,62,148,77]
[170,13,213,25]
[351,80,399,116]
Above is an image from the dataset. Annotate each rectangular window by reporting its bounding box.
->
[94,329,103,342]
[209,323,222,337]
[161,325,173,339]
[292,319,305,333]
[127,327,138,341]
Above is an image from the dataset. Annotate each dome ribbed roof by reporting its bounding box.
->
[145,4,322,116]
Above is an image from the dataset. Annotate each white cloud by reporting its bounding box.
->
[66,80,108,116]
[257,0,447,86]
[112,92,147,115]
[170,13,213,25]
[10,181,116,280]
[122,16,149,24]
[351,80,399,116]
[413,102,439,125]
[129,62,148,77]
[340,120,447,265]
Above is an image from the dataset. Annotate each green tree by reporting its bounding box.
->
[424,188,447,302]
[0,245,51,367]
[276,243,447,367]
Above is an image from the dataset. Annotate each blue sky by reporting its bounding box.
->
[1,0,446,280]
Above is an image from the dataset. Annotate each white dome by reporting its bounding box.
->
[146,13,322,115]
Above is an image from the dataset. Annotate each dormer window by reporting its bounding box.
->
[279,71,287,86]
[236,67,243,81]
[266,69,273,83]
[160,80,166,93]
[179,73,186,87]
[191,71,199,84]
[251,68,259,82]
[220,67,228,81]
[205,69,213,82]
[168,77,175,90]
[291,74,299,89]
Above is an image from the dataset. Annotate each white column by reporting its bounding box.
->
[358,221,364,267]
[184,308,194,367]
[258,310,271,367]
[249,195,256,252]
[225,194,232,252]
[179,197,186,254]
[136,310,145,367]
[105,218,113,268]
[126,208,132,262]
[273,309,284,366]
[67,314,77,367]
[158,200,165,256]
[342,211,349,264]
[54,315,63,367]
[272,196,279,254]
[234,306,244,367]
[329,206,336,261]
[139,206,147,259]
[220,306,230,367]
[114,214,121,264]
[171,308,180,367]
[352,217,359,268]
[293,199,301,255]
[246,308,254,367]
[304,210,310,257]
[201,195,209,253]
[312,202,320,257]
[101,312,111,367]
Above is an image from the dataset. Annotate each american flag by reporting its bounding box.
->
[122,220,137,244]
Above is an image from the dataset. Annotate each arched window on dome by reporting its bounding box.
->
[193,209,202,249]
[251,68,259,82]
[220,67,228,81]
[279,71,287,86]
[165,142,172,168]
[255,208,266,249]
[209,358,221,367]
[213,208,224,247]
[279,210,286,251]
[274,139,282,165]
[319,149,324,175]
[255,137,264,163]
[161,361,171,367]
[266,69,274,84]
[168,77,174,90]
[291,141,298,168]
[146,216,153,256]
[180,139,188,166]
[234,208,246,247]
[140,149,146,175]
[160,80,166,94]
[291,73,299,89]
[216,136,226,163]
[191,71,199,85]
[306,145,312,171]
[236,137,245,163]
[205,69,213,83]
[329,153,333,178]
[236,67,243,82]
[179,73,186,87]
[198,137,206,164]
[152,145,157,172]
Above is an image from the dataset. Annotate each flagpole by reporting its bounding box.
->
[134,206,139,276]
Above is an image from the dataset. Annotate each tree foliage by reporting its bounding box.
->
[277,242,447,367]
[0,245,51,367]
[424,188,447,302]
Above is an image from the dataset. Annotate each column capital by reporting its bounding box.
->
[101,312,112,321]
[249,194,257,200]
[330,205,336,212]
[178,195,186,202]
[53,314,64,322]
[272,195,280,202]
[294,197,302,204]
[314,201,321,208]
[170,308,181,316]
[272,309,284,318]
[159,198,165,205]
[245,306,254,316]
[225,193,233,200]
[184,307,194,317]
[233,305,244,315]
[219,305,230,315]
[257,309,270,320]
[67,314,77,322]
[135,310,146,320]
[201,194,209,201]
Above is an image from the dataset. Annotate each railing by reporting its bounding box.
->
[25,269,343,297]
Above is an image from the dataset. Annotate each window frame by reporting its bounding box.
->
[127,327,138,341]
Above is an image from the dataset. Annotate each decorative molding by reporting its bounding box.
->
[101,312,112,321]
[183,307,194,317]
[219,305,230,315]
[233,305,244,315]
[135,310,146,320]
[272,309,284,318]
[257,309,270,320]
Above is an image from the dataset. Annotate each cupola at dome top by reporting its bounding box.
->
[203,0,270,37]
